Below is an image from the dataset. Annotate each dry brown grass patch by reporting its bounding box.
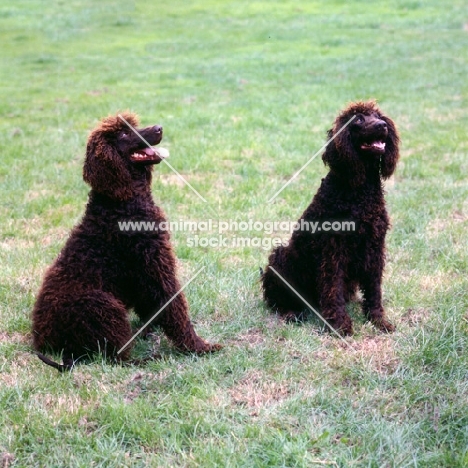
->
[426,211,467,239]
[230,327,265,348]
[312,334,399,375]
[229,370,291,414]
[0,352,33,387]
[120,369,173,404]
[1,452,15,468]
[30,393,87,418]
[0,332,28,345]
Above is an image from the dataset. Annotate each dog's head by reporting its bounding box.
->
[322,101,399,186]
[83,112,164,200]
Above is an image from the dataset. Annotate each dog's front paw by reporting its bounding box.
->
[193,341,223,354]
[181,339,223,354]
[206,342,223,352]
[328,316,354,336]
[334,323,354,336]
[373,318,396,333]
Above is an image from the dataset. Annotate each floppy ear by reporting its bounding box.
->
[380,115,400,179]
[322,126,365,187]
[83,136,133,200]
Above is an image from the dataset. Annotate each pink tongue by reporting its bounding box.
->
[362,141,385,150]
[142,147,156,156]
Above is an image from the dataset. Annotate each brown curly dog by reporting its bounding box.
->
[32,112,221,371]
[262,101,400,335]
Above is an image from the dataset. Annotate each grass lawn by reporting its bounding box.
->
[1,0,468,466]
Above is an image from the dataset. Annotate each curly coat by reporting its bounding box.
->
[262,101,400,335]
[32,112,221,371]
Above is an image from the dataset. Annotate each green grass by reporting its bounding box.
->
[1,0,468,466]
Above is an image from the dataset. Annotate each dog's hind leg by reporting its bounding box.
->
[134,289,222,354]
[160,294,222,353]
[130,234,222,354]
[361,270,395,333]
[74,292,135,360]
[317,252,354,336]
[33,291,134,371]
[261,263,307,321]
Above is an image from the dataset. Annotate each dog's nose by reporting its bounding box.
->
[153,125,163,134]
[374,121,387,132]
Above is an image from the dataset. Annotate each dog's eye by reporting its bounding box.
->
[354,115,364,124]
[121,132,129,139]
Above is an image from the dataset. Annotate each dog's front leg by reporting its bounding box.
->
[318,255,353,336]
[156,290,222,353]
[360,252,395,333]
[132,238,222,353]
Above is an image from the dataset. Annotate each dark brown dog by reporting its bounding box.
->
[262,101,399,335]
[32,113,221,371]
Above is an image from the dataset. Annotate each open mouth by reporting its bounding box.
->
[360,140,386,153]
[130,147,169,165]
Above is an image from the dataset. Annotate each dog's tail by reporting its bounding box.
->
[36,352,73,373]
